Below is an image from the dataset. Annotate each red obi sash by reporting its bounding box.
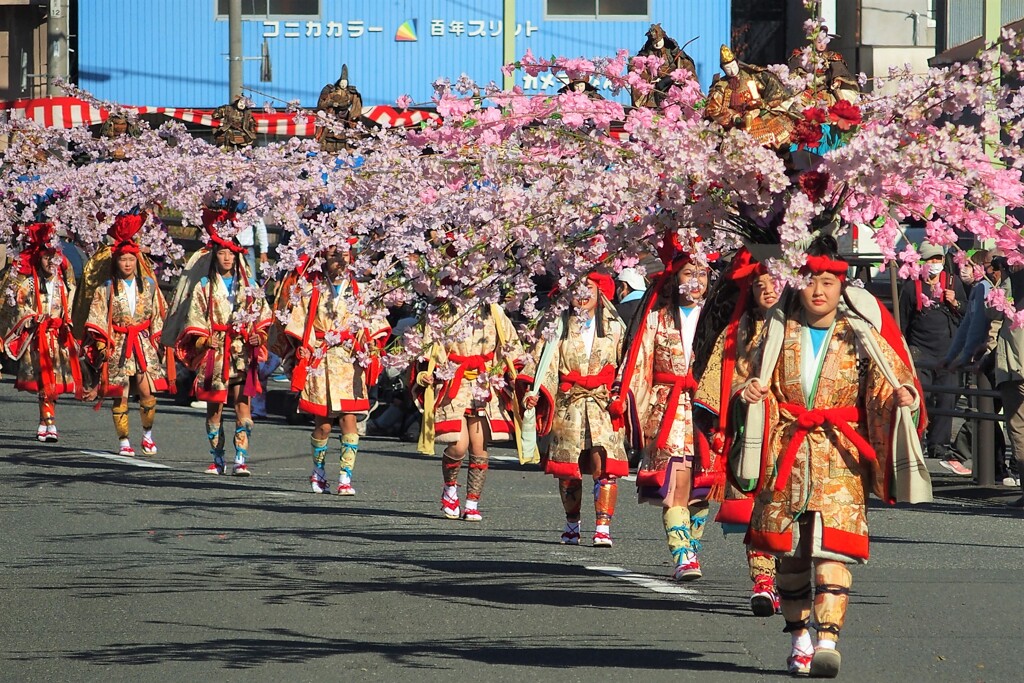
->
[773,403,875,492]
[558,364,616,394]
[112,320,151,372]
[446,352,495,399]
[36,316,83,400]
[651,370,698,450]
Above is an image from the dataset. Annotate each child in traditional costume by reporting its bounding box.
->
[80,212,170,456]
[736,237,931,677]
[416,304,528,522]
[613,238,713,581]
[173,207,273,476]
[0,222,82,441]
[284,242,387,495]
[693,249,782,615]
[524,273,627,546]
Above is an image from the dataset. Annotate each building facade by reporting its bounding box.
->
[76,0,731,109]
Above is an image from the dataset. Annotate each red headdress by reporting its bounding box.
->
[16,222,59,275]
[801,254,848,280]
[586,272,615,302]
[201,207,247,255]
[109,212,147,256]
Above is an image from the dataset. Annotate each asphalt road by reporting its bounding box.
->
[1,379,1022,682]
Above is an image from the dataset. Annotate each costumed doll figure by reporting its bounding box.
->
[632,23,699,108]
[174,208,273,476]
[81,212,170,456]
[0,222,82,441]
[212,96,257,150]
[284,243,388,495]
[693,250,782,615]
[736,236,930,677]
[316,65,363,153]
[613,238,712,581]
[416,303,529,522]
[706,45,795,149]
[524,273,627,547]
[787,29,859,109]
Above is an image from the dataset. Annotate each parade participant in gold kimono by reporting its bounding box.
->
[736,236,931,677]
[285,242,388,496]
[417,303,528,522]
[693,249,781,615]
[612,236,712,581]
[706,45,795,149]
[0,222,82,442]
[174,208,273,476]
[524,273,627,547]
[81,212,169,457]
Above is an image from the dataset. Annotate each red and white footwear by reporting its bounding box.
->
[45,424,59,443]
[462,501,482,522]
[750,575,781,617]
[141,436,158,456]
[592,524,613,548]
[119,443,136,457]
[337,470,355,496]
[310,470,329,494]
[787,649,813,676]
[232,463,251,477]
[36,423,48,442]
[205,455,225,475]
[441,486,461,519]
[672,555,703,582]
[809,647,841,678]
[560,521,581,545]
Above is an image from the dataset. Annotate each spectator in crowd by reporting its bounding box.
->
[990,263,1024,506]
[898,241,967,474]
[615,267,647,327]
[944,251,1014,483]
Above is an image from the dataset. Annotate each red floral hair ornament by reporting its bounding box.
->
[201,207,247,255]
[109,211,147,256]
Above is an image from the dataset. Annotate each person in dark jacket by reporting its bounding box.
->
[898,241,967,472]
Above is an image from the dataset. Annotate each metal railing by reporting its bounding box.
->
[920,372,1004,486]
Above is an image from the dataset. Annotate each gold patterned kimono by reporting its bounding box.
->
[744,316,917,563]
[705,67,794,148]
[694,313,764,524]
[175,272,272,403]
[1,264,81,397]
[428,307,527,444]
[84,276,168,396]
[536,309,628,480]
[284,278,387,418]
[627,305,703,502]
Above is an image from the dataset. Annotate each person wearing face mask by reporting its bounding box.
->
[612,234,713,581]
[523,273,627,547]
[706,45,795,149]
[898,241,966,473]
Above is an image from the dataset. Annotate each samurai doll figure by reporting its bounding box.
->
[0,222,82,442]
[735,236,931,678]
[705,45,795,149]
[173,207,273,476]
[315,64,363,153]
[212,96,257,150]
[81,212,171,457]
[613,236,713,582]
[524,273,628,547]
[416,303,530,522]
[284,240,388,496]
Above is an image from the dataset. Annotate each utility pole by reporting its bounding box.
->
[229,0,243,100]
[46,0,69,95]
[503,0,515,90]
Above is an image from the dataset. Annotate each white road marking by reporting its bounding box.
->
[587,565,699,595]
[266,491,296,497]
[80,450,172,469]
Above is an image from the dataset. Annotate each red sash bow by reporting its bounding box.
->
[652,370,699,450]
[558,364,616,394]
[773,403,875,492]
[112,320,151,372]
[446,352,495,399]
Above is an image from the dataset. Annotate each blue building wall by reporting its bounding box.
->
[79,0,730,108]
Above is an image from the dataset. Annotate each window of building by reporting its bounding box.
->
[216,0,319,19]
[546,0,649,20]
